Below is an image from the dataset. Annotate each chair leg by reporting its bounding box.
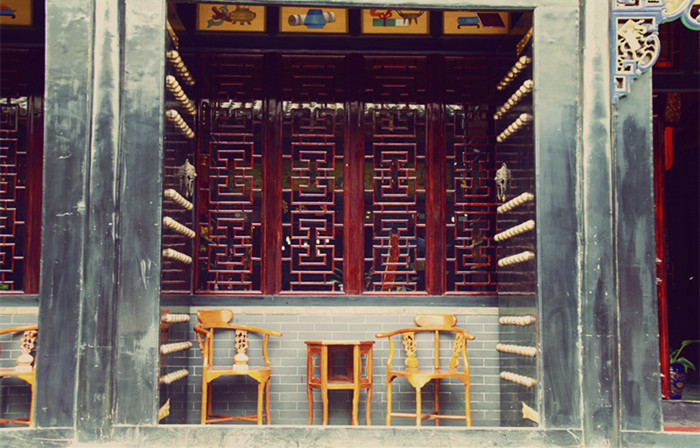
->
[29,382,35,426]
[386,378,392,426]
[266,379,272,425]
[464,382,472,426]
[434,378,441,427]
[415,385,422,426]
[366,384,373,426]
[256,380,265,425]
[200,378,208,424]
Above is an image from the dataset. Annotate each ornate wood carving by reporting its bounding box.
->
[402,332,419,370]
[613,0,700,103]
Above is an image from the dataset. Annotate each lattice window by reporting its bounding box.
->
[363,103,426,293]
[282,101,345,292]
[186,53,513,296]
[198,100,263,292]
[0,100,26,291]
[445,104,497,293]
[280,55,346,293]
[195,54,265,293]
[0,48,42,294]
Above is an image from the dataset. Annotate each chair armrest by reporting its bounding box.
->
[377,327,474,339]
[200,323,282,337]
[234,324,282,338]
[0,325,38,335]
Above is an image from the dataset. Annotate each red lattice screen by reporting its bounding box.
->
[444,57,499,294]
[183,52,510,296]
[362,57,428,293]
[0,48,42,293]
[281,56,345,293]
[196,54,265,292]
[363,104,426,293]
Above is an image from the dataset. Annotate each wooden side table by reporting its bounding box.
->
[305,340,375,425]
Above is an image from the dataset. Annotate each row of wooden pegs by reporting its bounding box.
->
[166,50,195,86]
[493,79,534,120]
[160,341,193,355]
[165,109,194,139]
[496,343,538,357]
[161,313,191,324]
[497,192,534,214]
[162,248,192,265]
[163,215,195,239]
[498,250,535,267]
[166,75,196,116]
[498,315,536,326]
[160,368,189,385]
[164,188,193,211]
[500,370,538,388]
[494,219,535,242]
[497,55,532,91]
[496,113,533,143]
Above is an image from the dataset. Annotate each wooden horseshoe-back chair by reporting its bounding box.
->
[0,325,38,426]
[194,309,282,425]
[375,314,475,426]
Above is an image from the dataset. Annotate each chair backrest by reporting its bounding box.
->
[197,309,234,327]
[376,314,473,372]
[415,314,457,328]
[194,310,282,369]
[0,325,38,372]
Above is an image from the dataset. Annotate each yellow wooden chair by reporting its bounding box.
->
[375,314,475,426]
[0,325,38,426]
[194,309,282,424]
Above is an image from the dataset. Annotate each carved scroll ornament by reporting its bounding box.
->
[613,0,700,103]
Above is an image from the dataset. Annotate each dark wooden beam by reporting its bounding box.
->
[532,4,581,430]
[37,0,94,429]
[615,72,663,431]
[113,0,166,427]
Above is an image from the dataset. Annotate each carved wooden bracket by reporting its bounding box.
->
[613,0,699,103]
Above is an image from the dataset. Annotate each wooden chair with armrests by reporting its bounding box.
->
[375,314,475,426]
[194,309,282,425]
[0,325,38,426]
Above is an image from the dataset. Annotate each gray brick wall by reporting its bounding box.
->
[0,309,37,427]
[160,307,502,427]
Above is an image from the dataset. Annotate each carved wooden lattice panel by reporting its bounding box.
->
[190,52,513,295]
[0,100,26,291]
[444,56,499,294]
[196,55,264,292]
[363,104,426,293]
[0,48,41,293]
[445,104,496,293]
[362,56,427,293]
[281,102,345,292]
[281,55,345,293]
[198,100,263,292]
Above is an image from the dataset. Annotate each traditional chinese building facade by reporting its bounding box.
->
[0,1,698,447]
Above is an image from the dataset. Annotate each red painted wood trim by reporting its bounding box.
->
[262,54,283,294]
[425,55,446,295]
[663,426,700,433]
[25,93,43,294]
[654,118,670,398]
[344,54,364,295]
